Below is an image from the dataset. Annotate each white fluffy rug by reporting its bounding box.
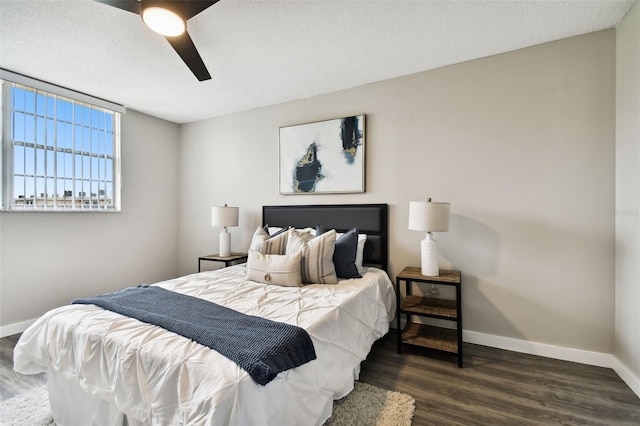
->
[0,381,414,426]
[326,382,415,426]
[0,385,53,426]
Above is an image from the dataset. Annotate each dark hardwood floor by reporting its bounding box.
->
[360,331,640,425]
[1,331,639,425]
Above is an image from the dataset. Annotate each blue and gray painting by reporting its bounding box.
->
[340,116,362,164]
[293,142,324,192]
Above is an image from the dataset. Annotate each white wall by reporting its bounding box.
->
[615,1,640,394]
[0,110,180,333]
[179,31,616,355]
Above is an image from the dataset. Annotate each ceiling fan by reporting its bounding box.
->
[95,1,219,81]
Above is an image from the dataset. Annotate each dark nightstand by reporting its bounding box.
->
[198,253,248,272]
[396,267,463,367]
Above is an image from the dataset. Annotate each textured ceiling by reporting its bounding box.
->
[0,0,636,124]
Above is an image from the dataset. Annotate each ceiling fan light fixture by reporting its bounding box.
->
[142,6,186,37]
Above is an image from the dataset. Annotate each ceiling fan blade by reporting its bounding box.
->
[166,31,212,81]
[95,0,215,81]
[171,1,219,20]
[94,0,141,14]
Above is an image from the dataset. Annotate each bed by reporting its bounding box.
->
[14,204,395,426]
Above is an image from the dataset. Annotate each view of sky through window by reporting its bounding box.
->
[9,84,115,209]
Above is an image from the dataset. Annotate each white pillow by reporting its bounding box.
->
[246,250,303,287]
[267,226,283,235]
[286,229,337,284]
[355,234,367,271]
[296,227,316,236]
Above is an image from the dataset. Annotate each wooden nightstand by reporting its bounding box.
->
[396,267,463,367]
[198,253,248,272]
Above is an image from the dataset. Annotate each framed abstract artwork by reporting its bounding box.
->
[279,114,365,194]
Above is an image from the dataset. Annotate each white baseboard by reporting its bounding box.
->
[463,330,616,368]
[612,358,640,398]
[0,318,37,338]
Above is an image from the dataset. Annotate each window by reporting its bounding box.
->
[1,70,124,211]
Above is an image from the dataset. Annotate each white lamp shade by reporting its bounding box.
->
[408,201,450,232]
[211,206,239,228]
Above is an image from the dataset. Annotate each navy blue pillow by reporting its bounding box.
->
[316,224,362,279]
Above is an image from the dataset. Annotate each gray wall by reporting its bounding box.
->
[615,2,640,389]
[179,31,616,355]
[0,110,180,330]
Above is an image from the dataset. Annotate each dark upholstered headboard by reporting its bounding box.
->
[262,204,389,272]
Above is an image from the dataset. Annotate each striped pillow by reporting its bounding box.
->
[286,228,337,284]
[249,226,289,255]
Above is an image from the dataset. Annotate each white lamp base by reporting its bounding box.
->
[219,228,231,257]
[420,232,439,276]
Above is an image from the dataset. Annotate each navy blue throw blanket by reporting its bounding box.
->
[72,285,316,385]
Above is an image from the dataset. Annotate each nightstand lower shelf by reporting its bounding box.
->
[402,295,457,319]
[401,323,458,354]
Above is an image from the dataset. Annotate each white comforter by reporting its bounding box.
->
[14,265,396,426]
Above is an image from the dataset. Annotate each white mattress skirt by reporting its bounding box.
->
[48,369,131,426]
[47,364,362,426]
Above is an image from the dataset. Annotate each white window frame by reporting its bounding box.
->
[1,69,124,212]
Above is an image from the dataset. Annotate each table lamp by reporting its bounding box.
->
[408,198,450,276]
[211,204,239,257]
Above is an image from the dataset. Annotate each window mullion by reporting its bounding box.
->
[40,91,47,209]
[32,103,37,209]
[101,114,106,209]
[89,110,93,209]
[21,90,27,208]
[72,102,77,209]
[53,93,58,209]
